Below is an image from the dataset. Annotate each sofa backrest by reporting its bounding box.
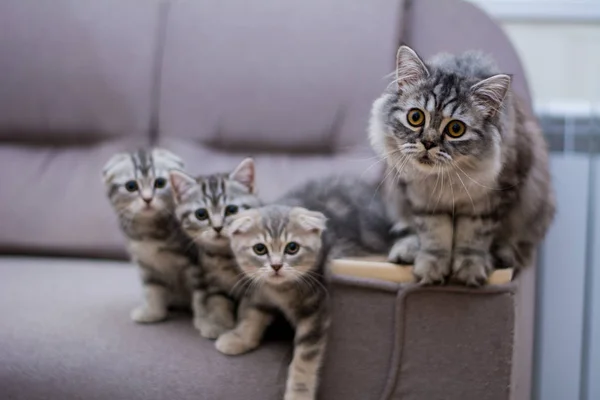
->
[0,0,531,259]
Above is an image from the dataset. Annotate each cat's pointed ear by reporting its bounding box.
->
[102,153,130,184]
[153,148,185,169]
[293,208,327,235]
[396,46,429,91]
[230,157,255,193]
[169,170,197,203]
[227,212,256,236]
[470,74,511,117]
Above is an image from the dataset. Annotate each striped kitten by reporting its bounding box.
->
[169,158,261,339]
[369,46,555,285]
[218,205,330,400]
[102,148,198,323]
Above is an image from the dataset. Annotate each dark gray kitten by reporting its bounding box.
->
[278,175,393,258]
[369,46,555,285]
[220,205,330,400]
[102,148,198,323]
[169,158,262,339]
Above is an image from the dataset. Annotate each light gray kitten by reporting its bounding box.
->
[168,158,261,339]
[278,175,393,258]
[102,148,198,323]
[369,46,555,285]
[218,205,330,400]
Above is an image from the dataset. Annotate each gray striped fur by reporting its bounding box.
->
[278,175,394,258]
[217,205,330,400]
[369,46,555,285]
[169,158,262,339]
[102,148,198,323]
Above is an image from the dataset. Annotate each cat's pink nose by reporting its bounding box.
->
[271,264,282,272]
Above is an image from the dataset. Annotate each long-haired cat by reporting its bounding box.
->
[218,205,330,400]
[168,158,261,338]
[102,148,198,323]
[369,46,555,285]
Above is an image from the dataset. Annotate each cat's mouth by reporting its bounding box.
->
[417,154,434,166]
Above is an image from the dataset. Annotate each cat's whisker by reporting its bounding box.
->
[452,167,476,212]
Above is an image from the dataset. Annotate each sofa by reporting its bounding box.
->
[0,0,536,399]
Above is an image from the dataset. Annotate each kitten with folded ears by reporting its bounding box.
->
[102,148,198,323]
[218,205,331,400]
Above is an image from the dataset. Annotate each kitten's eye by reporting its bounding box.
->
[125,180,138,192]
[224,205,239,216]
[194,208,209,221]
[154,177,167,189]
[407,108,425,127]
[253,243,268,256]
[445,120,466,138]
[284,242,300,255]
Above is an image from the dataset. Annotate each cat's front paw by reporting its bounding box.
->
[130,306,167,324]
[388,234,419,265]
[215,331,258,356]
[194,318,230,340]
[413,251,450,284]
[451,253,492,287]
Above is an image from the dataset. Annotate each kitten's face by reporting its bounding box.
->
[102,148,184,217]
[369,46,510,176]
[169,158,261,246]
[226,206,327,286]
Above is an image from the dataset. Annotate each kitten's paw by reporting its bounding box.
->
[194,318,229,340]
[413,251,450,285]
[388,235,419,264]
[130,306,167,324]
[215,331,258,356]
[451,254,492,287]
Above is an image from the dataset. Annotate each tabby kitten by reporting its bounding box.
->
[369,46,555,285]
[279,175,393,258]
[218,205,330,400]
[169,158,261,339]
[102,148,198,323]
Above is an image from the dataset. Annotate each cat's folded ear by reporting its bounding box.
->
[396,45,429,92]
[227,211,257,236]
[169,170,197,204]
[153,148,185,169]
[230,157,255,193]
[102,153,130,184]
[292,208,328,235]
[470,74,511,118]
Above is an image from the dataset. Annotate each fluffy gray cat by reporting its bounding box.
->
[219,205,330,400]
[102,148,198,323]
[369,46,555,285]
[278,175,393,258]
[168,158,262,339]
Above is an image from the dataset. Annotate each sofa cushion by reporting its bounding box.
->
[0,256,517,400]
[0,140,148,258]
[159,0,404,152]
[0,0,161,142]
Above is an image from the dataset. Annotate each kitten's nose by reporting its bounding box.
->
[213,226,223,234]
[421,140,435,150]
[142,197,153,205]
[271,263,282,272]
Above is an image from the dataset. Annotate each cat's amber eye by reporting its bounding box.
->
[253,243,268,256]
[195,208,209,221]
[284,242,300,255]
[224,205,239,216]
[407,108,425,127]
[445,120,466,138]
[154,177,167,189]
[125,180,138,192]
